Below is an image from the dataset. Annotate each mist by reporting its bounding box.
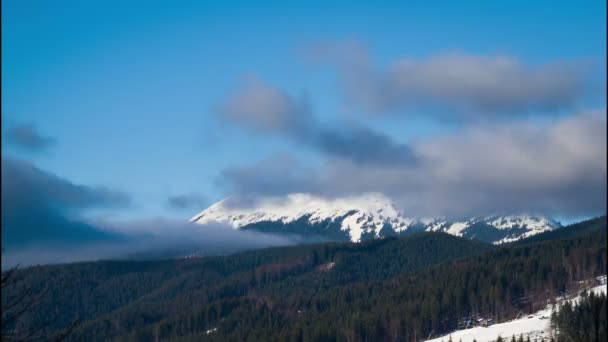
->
[1,220,303,269]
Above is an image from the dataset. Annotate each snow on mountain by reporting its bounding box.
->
[190,193,416,242]
[418,215,560,244]
[190,193,560,244]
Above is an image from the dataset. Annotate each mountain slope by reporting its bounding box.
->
[4,219,603,341]
[2,232,491,341]
[191,193,560,244]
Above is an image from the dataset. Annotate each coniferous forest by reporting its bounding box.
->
[1,216,606,341]
[551,290,607,342]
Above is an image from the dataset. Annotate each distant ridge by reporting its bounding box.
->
[512,215,606,245]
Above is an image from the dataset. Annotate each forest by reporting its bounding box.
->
[1,216,606,342]
[551,290,607,341]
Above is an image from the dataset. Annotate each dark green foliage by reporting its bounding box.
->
[1,217,606,342]
[551,291,607,342]
[2,233,490,341]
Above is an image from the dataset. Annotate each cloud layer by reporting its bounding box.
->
[1,157,299,267]
[216,77,416,166]
[214,46,603,219]
[218,110,607,218]
[309,41,590,117]
[1,220,299,268]
[1,157,131,249]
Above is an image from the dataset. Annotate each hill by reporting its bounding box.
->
[1,217,605,341]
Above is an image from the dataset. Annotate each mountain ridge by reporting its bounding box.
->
[191,193,561,244]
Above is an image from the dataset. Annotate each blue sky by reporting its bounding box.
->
[2,0,606,224]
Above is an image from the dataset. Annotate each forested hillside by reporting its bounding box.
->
[1,217,605,341]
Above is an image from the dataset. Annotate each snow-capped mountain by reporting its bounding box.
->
[190,193,561,244]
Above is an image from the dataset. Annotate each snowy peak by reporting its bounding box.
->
[420,215,560,244]
[191,193,416,242]
[191,193,560,244]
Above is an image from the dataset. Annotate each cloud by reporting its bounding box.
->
[218,110,607,218]
[217,76,314,135]
[4,123,56,152]
[315,125,416,166]
[166,193,208,210]
[1,219,300,268]
[2,157,130,210]
[216,77,417,166]
[308,41,590,116]
[1,157,131,249]
[0,157,299,267]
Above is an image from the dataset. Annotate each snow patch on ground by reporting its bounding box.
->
[426,281,607,342]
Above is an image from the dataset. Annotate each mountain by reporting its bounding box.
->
[190,193,561,244]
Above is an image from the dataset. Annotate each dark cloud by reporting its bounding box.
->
[308,41,590,117]
[4,123,56,152]
[3,157,130,210]
[216,77,416,166]
[166,193,208,210]
[0,157,299,267]
[1,157,131,250]
[218,110,607,218]
[315,125,416,166]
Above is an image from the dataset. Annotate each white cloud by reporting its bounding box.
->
[308,41,591,116]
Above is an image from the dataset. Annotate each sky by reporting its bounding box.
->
[1,1,607,259]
